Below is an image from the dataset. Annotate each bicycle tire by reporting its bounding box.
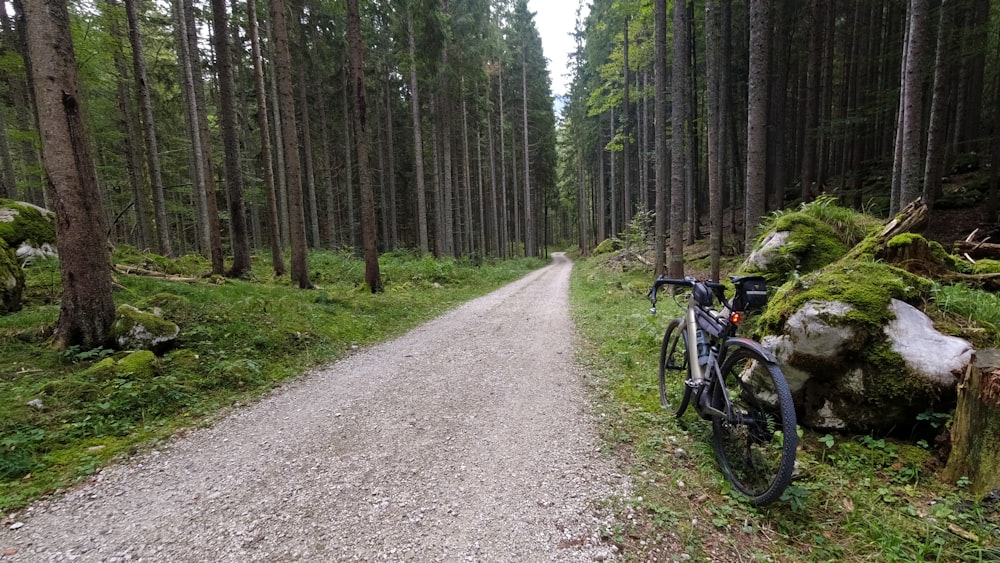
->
[658,319,690,415]
[711,346,797,506]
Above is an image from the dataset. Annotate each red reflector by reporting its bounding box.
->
[730,312,742,324]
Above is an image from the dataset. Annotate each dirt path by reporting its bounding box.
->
[2,253,629,562]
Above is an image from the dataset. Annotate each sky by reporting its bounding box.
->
[527,0,588,99]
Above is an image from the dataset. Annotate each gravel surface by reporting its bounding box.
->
[1,253,630,562]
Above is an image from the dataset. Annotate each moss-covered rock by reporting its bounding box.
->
[111,304,180,353]
[0,237,24,313]
[742,197,881,281]
[116,350,158,379]
[0,199,56,247]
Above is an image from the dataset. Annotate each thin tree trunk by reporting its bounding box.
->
[385,79,398,249]
[622,16,631,246]
[125,0,171,256]
[247,0,284,276]
[706,0,722,281]
[745,0,770,250]
[347,0,382,292]
[183,0,223,271]
[210,0,251,277]
[270,0,311,288]
[407,9,429,254]
[669,0,688,277]
[106,0,150,250]
[342,72,357,248]
[298,65,321,249]
[521,52,534,257]
[653,0,667,275]
[899,0,931,209]
[922,0,955,209]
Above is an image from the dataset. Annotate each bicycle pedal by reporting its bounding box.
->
[684,379,708,389]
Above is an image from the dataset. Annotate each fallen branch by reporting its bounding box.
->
[114,264,201,284]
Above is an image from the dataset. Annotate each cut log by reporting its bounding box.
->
[943,349,1000,498]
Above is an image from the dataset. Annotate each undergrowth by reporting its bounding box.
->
[570,256,1000,562]
[0,248,545,512]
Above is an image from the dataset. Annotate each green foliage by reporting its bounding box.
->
[930,283,1000,347]
[0,250,544,511]
[568,254,999,561]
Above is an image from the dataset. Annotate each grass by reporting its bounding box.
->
[569,253,1000,562]
[0,247,546,513]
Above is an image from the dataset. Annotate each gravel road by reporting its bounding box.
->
[2,253,630,562]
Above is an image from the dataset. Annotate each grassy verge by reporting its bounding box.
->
[0,248,546,513]
[569,254,1000,562]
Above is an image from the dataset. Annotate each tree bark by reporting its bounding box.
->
[270,0,311,288]
[922,0,954,210]
[209,0,251,278]
[125,0,171,256]
[521,50,534,258]
[23,0,115,350]
[669,0,688,277]
[407,8,429,254]
[944,353,1000,498]
[899,0,931,209]
[347,0,382,292]
[247,0,284,276]
[653,0,667,276]
[745,0,770,250]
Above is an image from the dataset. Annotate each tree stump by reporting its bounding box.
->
[943,349,1000,497]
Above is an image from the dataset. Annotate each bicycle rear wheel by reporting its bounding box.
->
[711,347,797,506]
[658,319,690,415]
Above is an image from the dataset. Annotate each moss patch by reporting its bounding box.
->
[0,200,56,247]
[760,259,932,335]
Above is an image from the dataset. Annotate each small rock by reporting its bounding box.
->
[27,399,44,410]
[9,521,24,530]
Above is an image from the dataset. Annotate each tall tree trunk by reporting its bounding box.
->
[653,0,667,275]
[210,0,251,278]
[521,51,535,258]
[174,0,207,253]
[296,28,320,248]
[270,0,311,288]
[407,9,429,254]
[23,0,114,350]
[384,79,398,250]
[899,0,931,209]
[347,0,382,292]
[247,0,284,276]
[125,0,171,256]
[745,0,771,250]
[621,15,631,246]
[706,0,722,281]
[341,72,357,248]
[106,0,151,250]
[498,67,509,258]
[922,0,955,209]
[800,0,823,202]
[461,79,474,256]
[669,0,688,277]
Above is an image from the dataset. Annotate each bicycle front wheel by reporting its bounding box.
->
[711,347,797,506]
[658,319,690,415]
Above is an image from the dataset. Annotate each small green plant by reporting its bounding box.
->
[60,345,116,363]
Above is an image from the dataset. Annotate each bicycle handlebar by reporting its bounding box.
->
[648,275,729,312]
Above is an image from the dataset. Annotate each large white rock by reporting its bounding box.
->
[764,297,974,432]
[884,299,973,388]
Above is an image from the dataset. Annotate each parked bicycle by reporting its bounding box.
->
[648,274,797,506]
